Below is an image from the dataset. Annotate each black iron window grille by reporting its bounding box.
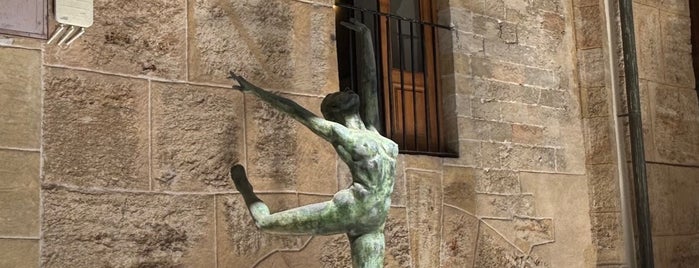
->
[334,0,455,157]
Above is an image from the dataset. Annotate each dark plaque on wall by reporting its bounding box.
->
[0,0,48,39]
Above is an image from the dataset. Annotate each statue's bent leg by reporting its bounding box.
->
[348,231,385,268]
[231,164,355,236]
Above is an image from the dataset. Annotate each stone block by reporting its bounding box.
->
[521,172,594,268]
[517,22,564,52]
[383,208,412,268]
[538,89,567,109]
[471,98,502,121]
[513,217,555,252]
[151,83,245,192]
[483,0,505,19]
[575,5,604,49]
[0,34,43,49]
[478,79,541,105]
[443,166,476,213]
[441,206,479,268]
[578,48,605,88]
[0,47,41,149]
[582,86,610,118]
[188,0,337,94]
[651,85,699,165]
[584,117,614,165]
[217,193,307,267]
[44,0,187,79]
[659,0,690,15]
[445,0,484,13]
[588,164,621,212]
[439,8,473,33]
[0,150,39,237]
[0,239,38,268]
[473,57,560,89]
[43,68,149,190]
[404,154,443,172]
[476,169,520,194]
[444,140,481,167]
[458,117,513,142]
[476,193,535,219]
[660,13,694,87]
[653,234,699,268]
[589,212,623,263]
[406,170,442,268]
[474,223,545,267]
[634,4,663,81]
[503,144,556,172]
[447,32,485,56]
[647,164,699,235]
[244,94,337,193]
[42,187,216,267]
[512,124,545,146]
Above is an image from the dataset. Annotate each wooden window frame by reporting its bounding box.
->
[335,0,452,156]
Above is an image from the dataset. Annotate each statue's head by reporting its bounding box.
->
[321,91,360,124]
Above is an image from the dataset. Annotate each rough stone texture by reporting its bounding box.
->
[581,86,610,118]
[480,142,557,172]
[44,0,187,79]
[43,68,149,190]
[520,172,594,268]
[0,150,39,237]
[474,224,547,268]
[589,212,623,263]
[244,94,337,193]
[0,239,39,268]
[217,193,307,267]
[475,169,520,194]
[650,84,699,165]
[0,47,41,149]
[634,4,663,81]
[443,166,476,213]
[653,234,699,268]
[477,193,535,219]
[660,12,694,87]
[151,83,245,192]
[578,48,605,88]
[588,164,621,212]
[647,164,699,236]
[406,170,442,268]
[575,5,603,49]
[584,117,614,165]
[440,205,479,268]
[42,186,216,267]
[188,0,338,94]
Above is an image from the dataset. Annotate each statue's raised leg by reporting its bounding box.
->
[231,164,355,236]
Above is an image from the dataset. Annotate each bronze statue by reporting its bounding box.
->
[228,19,398,267]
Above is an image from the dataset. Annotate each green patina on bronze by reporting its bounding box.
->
[228,19,397,268]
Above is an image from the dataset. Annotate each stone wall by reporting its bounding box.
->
[0,41,42,267]
[0,0,652,267]
[630,0,699,267]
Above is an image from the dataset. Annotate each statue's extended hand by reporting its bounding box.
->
[340,18,370,33]
[228,71,254,92]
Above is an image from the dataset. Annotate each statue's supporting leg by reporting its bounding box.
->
[348,231,385,268]
[231,164,353,236]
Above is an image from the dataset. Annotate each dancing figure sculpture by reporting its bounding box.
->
[228,19,397,268]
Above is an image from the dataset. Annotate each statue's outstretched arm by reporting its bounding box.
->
[341,19,380,132]
[229,72,337,142]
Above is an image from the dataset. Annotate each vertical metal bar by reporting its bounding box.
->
[422,24,432,152]
[398,19,408,149]
[348,9,357,92]
[374,12,385,134]
[431,25,441,151]
[386,16,396,141]
[618,0,654,267]
[409,22,418,150]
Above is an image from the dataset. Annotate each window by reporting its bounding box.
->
[0,0,48,39]
[335,0,451,155]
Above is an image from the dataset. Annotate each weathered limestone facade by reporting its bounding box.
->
[0,0,696,267]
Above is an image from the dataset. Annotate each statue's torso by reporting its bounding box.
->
[330,127,398,234]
